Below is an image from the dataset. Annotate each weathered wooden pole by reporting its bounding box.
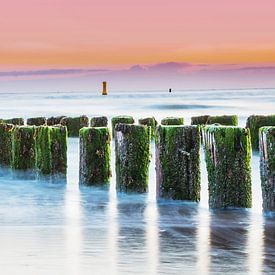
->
[35,125,67,175]
[206,115,238,126]
[246,115,275,150]
[90,116,108,127]
[111,116,134,138]
[259,126,275,211]
[12,126,36,170]
[191,115,210,125]
[138,117,158,140]
[27,117,47,126]
[115,124,150,192]
[60,115,89,137]
[161,117,184,125]
[203,125,252,208]
[155,125,201,201]
[0,123,14,167]
[79,127,111,185]
[47,116,66,126]
[3,118,24,125]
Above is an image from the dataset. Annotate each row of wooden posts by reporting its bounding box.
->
[0,114,275,211]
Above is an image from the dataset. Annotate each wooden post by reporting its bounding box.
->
[259,126,275,211]
[156,125,201,201]
[203,125,252,208]
[115,124,150,193]
[79,127,111,185]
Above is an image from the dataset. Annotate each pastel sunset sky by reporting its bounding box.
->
[1,0,275,67]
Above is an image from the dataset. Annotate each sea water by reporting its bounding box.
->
[0,89,274,274]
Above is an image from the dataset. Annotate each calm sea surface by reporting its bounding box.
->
[0,89,274,274]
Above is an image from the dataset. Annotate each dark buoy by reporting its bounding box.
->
[169,88,172,93]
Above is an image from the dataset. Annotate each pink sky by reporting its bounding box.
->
[1,0,275,67]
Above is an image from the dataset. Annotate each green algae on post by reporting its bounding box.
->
[0,123,14,166]
[90,116,108,127]
[3,118,24,125]
[161,117,184,125]
[12,126,36,170]
[259,126,275,211]
[246,115,275,150]
[27,117,47,126]
[115,124,150,193]
[111,115,134,137]
[35,125,67,175]
[203,125,252,208]
[79,127,111,185]
[156,125,201,201]
[206,115,238,126]
[47,116,66,126]
[60,115,89,137]
[138,117,158,140]
[191,115,210,125]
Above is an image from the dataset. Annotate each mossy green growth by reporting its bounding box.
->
[156,125,201,201]
[161,117,184,125]
[203,125,252,208]
[90,116,108,127]
[47,116,66,126]
[0,123,14,166]
[79,127,111,185]
[206,115,238,126]
[3,118,24,125]
[259,126,275,211]
[27,117,46,126]
[60,115,89,137]
[191,115,210,125]
[138,117,158,140]
[12,126,36,170]
[111,115,134,138]
[35,125,67,175]
[115,124,150,193]
[246,115,275,150]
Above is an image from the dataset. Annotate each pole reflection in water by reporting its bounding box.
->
[64,138,82,274]
[246,151,264,274]
[196,145,211,274]
[145,141,159,275]
[107,140,119,275]
[263,216,275,272]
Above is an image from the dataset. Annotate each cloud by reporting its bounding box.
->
[0,68,108,77]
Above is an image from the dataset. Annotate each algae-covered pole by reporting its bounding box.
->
[246,115,275,150]
[156,125,201,201]
[3,118,24,125]
[191,115,210,125]
[206,115,238,126]
[60,115,89,137]
[47,116,66,126]
[161,117,184,125]
[111,116,134,138]
[79,127,111,185]
[259,126,275,211]
[90,116,108,127]
[12,126,36,170]
[203,125,252,208]
[27,117,47,126]
[138,117,158,140]
[115,124,150,192]
[35,125,67,175]
[0,123,14,167]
